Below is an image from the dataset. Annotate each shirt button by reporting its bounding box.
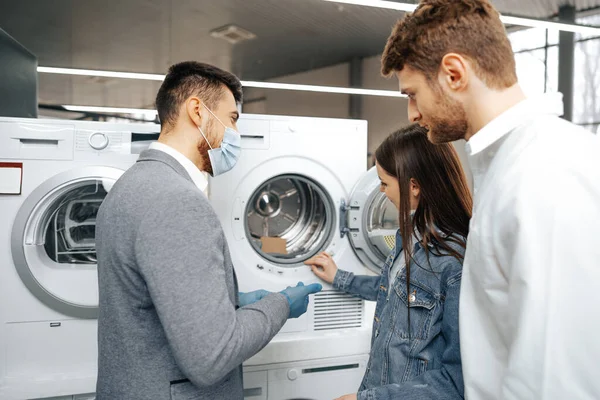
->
[409,293,416,303]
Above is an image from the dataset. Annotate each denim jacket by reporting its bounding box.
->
[333,230,465,400]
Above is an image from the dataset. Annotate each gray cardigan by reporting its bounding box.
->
[95,149,289,400]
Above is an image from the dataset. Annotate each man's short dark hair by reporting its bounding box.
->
[155,61,243,130]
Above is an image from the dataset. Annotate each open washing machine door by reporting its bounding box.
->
[10,166,124,319]
[342,167,399,274]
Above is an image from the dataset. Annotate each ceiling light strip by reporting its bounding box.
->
[500,15,599,34]
[37,67,406,98]
[324,0,600,34]
[242,80,405,97]
[37,66,165,81]
[62,105,158,115]
[326,0,416,12]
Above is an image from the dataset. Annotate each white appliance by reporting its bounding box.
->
[210,114,400,400]
[0,117,159,400]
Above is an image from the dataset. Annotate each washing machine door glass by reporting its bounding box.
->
[11,166,124,319]
[345,166,399,273]
[245,174,335,266]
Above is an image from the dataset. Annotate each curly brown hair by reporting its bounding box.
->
[381,0,517,90]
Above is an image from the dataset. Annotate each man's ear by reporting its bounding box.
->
[438,53,469,94]
[186,96,203,127]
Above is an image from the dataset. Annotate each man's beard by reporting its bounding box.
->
[197,118,215,175]
[426,90,469,144]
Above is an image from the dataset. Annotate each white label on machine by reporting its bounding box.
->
[0,162,23,194]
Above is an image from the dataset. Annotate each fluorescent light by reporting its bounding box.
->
[63,105,158,116]
[38,67,406,98]
[242,80,405,97]
[37,66,165,81]
[324,0,600,34]
[325,0,416,12]
[500,15,600,34]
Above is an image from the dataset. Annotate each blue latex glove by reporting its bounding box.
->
[238,289,270,308]
[280,282,323,319]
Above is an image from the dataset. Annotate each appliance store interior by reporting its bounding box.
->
[1,1,599,399]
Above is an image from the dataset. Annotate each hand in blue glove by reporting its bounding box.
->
[238,289,270,308]
[280,282,323,319]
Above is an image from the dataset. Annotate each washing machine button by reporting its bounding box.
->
[287,369,299,381]
[89,132,110,150]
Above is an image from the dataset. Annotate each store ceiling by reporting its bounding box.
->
[0,0,599,111]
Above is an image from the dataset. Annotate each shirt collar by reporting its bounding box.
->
[148,142,208,193]
[465,92,564,156]
[464,93,564,195]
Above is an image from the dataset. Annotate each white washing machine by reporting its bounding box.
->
[0,117,159,400]
[210,114,400,400]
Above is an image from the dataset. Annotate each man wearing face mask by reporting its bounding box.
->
[95,61,322,400]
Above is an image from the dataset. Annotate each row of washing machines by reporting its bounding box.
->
[0,114,403,400]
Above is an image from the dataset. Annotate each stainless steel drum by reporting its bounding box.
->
[245,174,335,266]
[363,191,399,261]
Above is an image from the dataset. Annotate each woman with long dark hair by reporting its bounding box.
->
[306,124,472,400]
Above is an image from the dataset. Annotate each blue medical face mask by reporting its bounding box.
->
[197,104,241,177]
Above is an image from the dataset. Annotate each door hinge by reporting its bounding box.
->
[339,199,359,238]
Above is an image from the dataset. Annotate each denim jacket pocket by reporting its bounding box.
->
[392,278,437,340]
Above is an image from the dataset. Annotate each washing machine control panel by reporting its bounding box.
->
[75,130,132,155]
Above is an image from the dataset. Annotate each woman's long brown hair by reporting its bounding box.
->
[374,124,472,310]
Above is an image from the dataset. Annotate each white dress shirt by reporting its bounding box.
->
[148,142,208,193]
[460,93,600,399]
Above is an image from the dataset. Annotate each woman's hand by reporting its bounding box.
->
[304,252,338,284]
